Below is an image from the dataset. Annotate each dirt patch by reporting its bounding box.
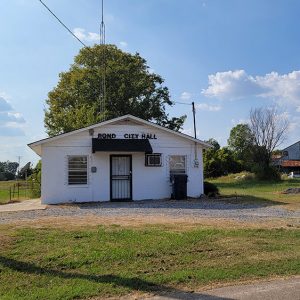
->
[0,231,15,250]
[2,214,299,231]
[282,188,300,194]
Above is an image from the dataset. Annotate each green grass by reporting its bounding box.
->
[0,181,37,204]
[0,225,299,300]
[209,172,300,209]
[0,181,15,204]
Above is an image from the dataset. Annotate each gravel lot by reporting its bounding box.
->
[0,199,299,224]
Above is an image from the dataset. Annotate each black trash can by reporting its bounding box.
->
[170,174,188,200]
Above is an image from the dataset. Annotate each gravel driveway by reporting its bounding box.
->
[0,199,299,224]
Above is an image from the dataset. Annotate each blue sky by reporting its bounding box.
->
[1,0,300,167]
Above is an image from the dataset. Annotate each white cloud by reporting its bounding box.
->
[202,70,300,107]
[0,96,12,112]
[196,103,221,111]
[180,92,192,101]
[0,112,25,125]
[231,118,250,125]
[202,70,265,100]
[287,114,300,133]
[73,28,100,43]
[0,95,25,137]
[119,41,128,48]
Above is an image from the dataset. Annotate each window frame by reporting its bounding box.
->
[145,153,162,167]
[67,155,88,186]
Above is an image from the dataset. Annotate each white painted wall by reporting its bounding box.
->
[41,120,205,204]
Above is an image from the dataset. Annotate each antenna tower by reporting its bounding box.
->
[99,0,106,119]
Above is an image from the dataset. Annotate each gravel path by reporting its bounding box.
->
[0,199,299,224]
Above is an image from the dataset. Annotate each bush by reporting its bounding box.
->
[234,171,255,181]
[204,181,219,197]
[252,165,281,181]
[0,171,15,181]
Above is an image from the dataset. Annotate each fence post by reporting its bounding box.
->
[9,187,11,203]
[17,183,19,200]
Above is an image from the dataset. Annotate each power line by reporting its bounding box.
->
[173,101,197,139]
[38,0,89,49]
[38,0,109,118]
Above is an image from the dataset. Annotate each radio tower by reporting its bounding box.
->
[99,0,106,120]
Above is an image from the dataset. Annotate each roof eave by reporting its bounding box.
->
[27,114,212,150]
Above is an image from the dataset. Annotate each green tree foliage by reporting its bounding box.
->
[227,123,254,170]
[17,162,33,180]
[0,161,19,181]
[203,139,241,178]
[28,161,41,197]
[30,161,41,184]
[45,45,186,136]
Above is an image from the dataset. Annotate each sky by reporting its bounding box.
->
[1,0,300,167]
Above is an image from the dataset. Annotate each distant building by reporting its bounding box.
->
[273,140,300,173]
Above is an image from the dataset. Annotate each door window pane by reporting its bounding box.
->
[169,155,186,174]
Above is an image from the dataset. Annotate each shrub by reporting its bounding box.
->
[204,181,219,197]
[252,165,281,181]
[234,171,255,181]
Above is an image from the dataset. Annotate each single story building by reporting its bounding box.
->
[28,114,211,204]
[272,140,300,174]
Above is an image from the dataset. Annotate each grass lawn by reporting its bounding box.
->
[0,181,37,205]
[209,173,300,210]
[0,181,15,204]
[0,224,299,300]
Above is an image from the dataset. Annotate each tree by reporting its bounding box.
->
[17,162,32,180]
[28,161,41,197]
[250,107,289,166]
[206,138,220,151]
[45,45,186,136]
[249,107,289,180]
[228,123,254,170]
[0,161,19,181]
[203,139,241,178]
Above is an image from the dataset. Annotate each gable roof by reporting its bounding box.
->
[28,114,212,156]
[283,140,300,150]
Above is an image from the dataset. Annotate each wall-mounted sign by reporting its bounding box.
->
[98,133,157,140]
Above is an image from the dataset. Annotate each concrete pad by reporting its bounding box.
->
[0,199,47,212]
[145,277,300,300]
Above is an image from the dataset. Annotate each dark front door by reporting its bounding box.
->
[110,155,132,201]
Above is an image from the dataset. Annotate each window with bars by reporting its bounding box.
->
[145,153,162,167]
[169,155,186,175]
[68,156,88,185]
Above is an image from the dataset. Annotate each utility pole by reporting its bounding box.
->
[16,156,22,181]
[192,101,197,139]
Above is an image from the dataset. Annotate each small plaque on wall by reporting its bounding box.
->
[91,166,97,173]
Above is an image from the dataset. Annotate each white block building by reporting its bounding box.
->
[28,115,211,204]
